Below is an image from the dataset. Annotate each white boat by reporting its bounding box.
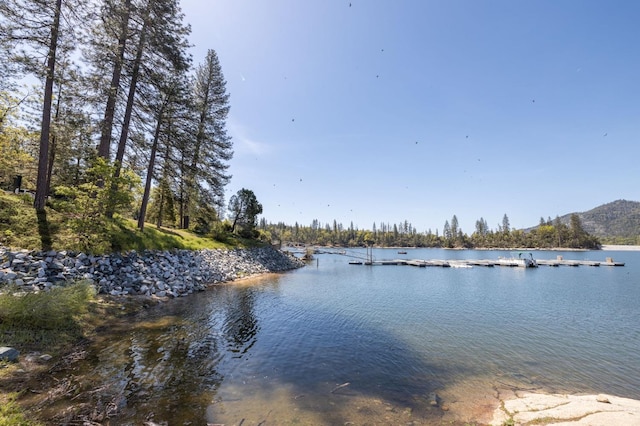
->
[450,263,473,268]
[496,253,538,268]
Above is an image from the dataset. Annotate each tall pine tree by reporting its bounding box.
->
[181,49,233,228]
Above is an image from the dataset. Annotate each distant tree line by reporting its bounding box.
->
[258,213,601,250]
[0,0,240,248]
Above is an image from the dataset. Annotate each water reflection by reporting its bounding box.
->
[222,287,259,357]
[85,313,226,424]
[68,283,278,424]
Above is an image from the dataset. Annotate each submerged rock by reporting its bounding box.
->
[428,392,440,407]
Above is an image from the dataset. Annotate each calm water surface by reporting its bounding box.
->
[65,249,640,425]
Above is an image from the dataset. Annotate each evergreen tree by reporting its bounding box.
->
[228,189,263,237]
[443,220,452,246]
[2,0,57,209]
[502,213,510,233]
[91,0,133,160]
[182,49,233,227]
[0,98,38,189]
[137,69,191,230]
[102,0,191,218]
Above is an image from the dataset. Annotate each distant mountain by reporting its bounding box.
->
[540,200,640,241]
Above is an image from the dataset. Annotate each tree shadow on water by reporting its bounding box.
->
[37,280,480,425]
[198,284,477,425]
[228,307,466,425]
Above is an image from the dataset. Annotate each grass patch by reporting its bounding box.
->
[0,192,263,254]
[0,393,41,426]
[111,219,266,252]
[0,194,53,250]
[0,281,96,352]
[110,218,234,252]
[0,193,78,251]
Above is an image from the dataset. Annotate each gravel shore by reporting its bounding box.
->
[601,244,640,251]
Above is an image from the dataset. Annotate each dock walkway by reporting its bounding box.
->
[349,258,625,268]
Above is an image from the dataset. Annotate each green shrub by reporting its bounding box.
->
[0,393,40,426]
[0,281,96,349]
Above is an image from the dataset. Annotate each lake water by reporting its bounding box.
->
[59,248,640,425]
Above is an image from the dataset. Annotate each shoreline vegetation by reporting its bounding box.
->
[259,212,609,250]
[3,192,637,257]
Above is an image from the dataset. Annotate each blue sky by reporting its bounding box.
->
[180,0,640,234]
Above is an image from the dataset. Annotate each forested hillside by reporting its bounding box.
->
[551,200,640,244]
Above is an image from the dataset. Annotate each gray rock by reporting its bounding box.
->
[0,245,303,296]
[3,271,17,281]
[428,392,440,407]
[0,347,20,362]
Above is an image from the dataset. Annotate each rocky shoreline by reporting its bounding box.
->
[490,392,640,425]
[0,246,306,297]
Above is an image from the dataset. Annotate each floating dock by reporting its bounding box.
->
[348,257,625,268]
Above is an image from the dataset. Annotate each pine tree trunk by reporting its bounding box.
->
[34,0,62,211]
[106,9,148,218]
[157,142,172,228]
[113,15,147,177]
[45,79,64,197]
[157,188,164,228]
[183,70,211,226]
[178,151,186,228]
[98,0,132,159]
[138,99,166,230]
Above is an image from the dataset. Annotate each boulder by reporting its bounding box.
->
[0,346,20,362]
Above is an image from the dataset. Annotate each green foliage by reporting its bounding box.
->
[147,180,176,227]
[1,0,238,253]
[0,393,41,426]
[0,191,249,254]
[191,203,220,235]
[207,220,233,243]
[259,215,602,249]
[0,194,43,249]
[0,98,38,192]
[0,281,95,350]
[50,158,140,252]
[228,188,263,235]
